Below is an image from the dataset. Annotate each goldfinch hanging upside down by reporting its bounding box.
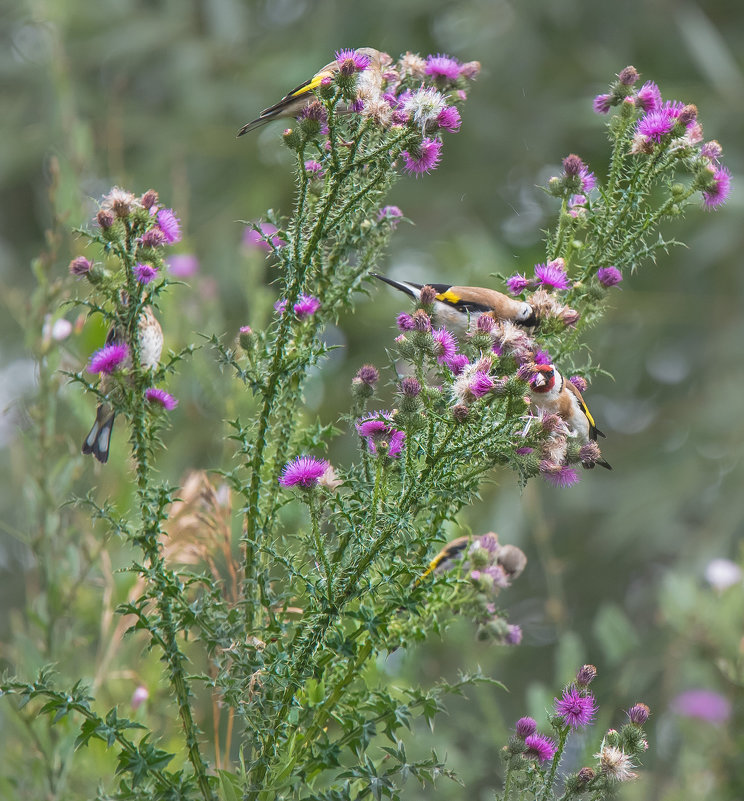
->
[529,363,611,470]
[373,274,539,336]
[237,47,385,136]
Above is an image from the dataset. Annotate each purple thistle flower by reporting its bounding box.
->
[432,327,457,364]
[385,429,406,458]
[274,299,288,315]
[304,159,325,178]
[534,261,570,290]
[446,353,470,375]
[469,371,494,398]
[579,166,596,193]
[157,208,181,244]
[402,137,442,176]
[515,717,537,738]
[134,262,158,284]
[437,106,461,132]
[425,53,462,81]
[702,166,731,209]
[662,99,686,118]
[400,376,421,396]
[167,253,200,278]
[356,364,379,386]
[145,387,178,410]
[396,312,415,332]
[356,418,389,438]
[88,343,129,374]
[575,664,598,687]
[524,734,558,764]
[671,689,731,724]
[69,256,92,276]
[378,205,403,228]
[505,624,522,645]
[506,273,532,295]
[637,109,675,142]
[555,687,598,728]
[597,266,623,287]
[636,81,662,113]
[293,294,321,319]
[335,48,371,75]
[593,93,612,114]
[243,222,286,252]
[279,455,330,489]
[540,462,581,488]
[569,375,588,393]
[627,703,650,726]
[533,350,551,365]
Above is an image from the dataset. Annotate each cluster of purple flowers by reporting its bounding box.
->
[506,666,651,791]
[356,412,405,458]
[593,67,731,209]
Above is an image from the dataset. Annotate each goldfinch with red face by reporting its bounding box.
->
[237,47,385,136]
[82,307,163,463]
[529,363,611,470]
[373,274,539,335]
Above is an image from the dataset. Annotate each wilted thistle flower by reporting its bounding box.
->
[279,455,331,489]
[88,343,129,374]
[418,284,438,306]
[452,403,469,422]
[145,387,178,411]
[701,140,723,161]
[579,441,603,466]
[402,137,442,175]
[555,686,598,729]
[140,189,159,210]
[597,746,638,782]
[141,228,166,248]
[97,209,115,229]
[411,309,432,332]
[618,65,639,85]
[103,186,137,218]
[403,87,447,132]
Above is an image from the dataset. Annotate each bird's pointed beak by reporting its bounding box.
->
[531,372,546,389]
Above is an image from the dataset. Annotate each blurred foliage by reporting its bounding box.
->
[1,0,743,799]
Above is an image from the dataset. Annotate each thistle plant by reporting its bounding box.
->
[0,55,731,801]
[498,666,651,800]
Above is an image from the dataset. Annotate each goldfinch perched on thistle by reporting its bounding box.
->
[529,363,611,470]
[82,307,163,463]
[373,274,539,335]
[237,47,386,136]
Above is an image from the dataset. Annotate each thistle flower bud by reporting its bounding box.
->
[627,703,650,726]
[677,104,697,128]
[282,127,303,151]
[239,326,254,350]
[515,717,537,739]
[352,364,379,399]
[577,767,596,784]
[411,309,432,332]
[319,75,336,99]
[400,377,421,397]
[69,256,92,276]
[618,66,639,86]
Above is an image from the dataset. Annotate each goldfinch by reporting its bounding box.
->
[529,363,611,469]
[82,307,163,463]
[237,47,385,136]
[373,274,539,335]
[416,536,471,584]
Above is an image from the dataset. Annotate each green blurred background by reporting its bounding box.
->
[1,0,743,798]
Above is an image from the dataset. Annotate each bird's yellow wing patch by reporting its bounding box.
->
[288,73,327,99]
[436,289,461,305]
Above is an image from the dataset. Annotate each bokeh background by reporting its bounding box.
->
[1,0,743,798]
